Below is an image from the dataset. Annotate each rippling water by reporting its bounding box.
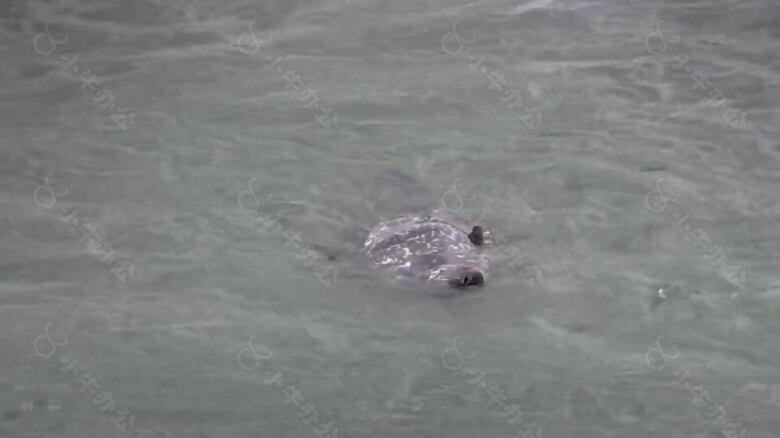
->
[2,0,779,437]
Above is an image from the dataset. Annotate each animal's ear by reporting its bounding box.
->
[468,226,484,246]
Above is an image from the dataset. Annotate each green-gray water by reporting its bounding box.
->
[2,0,779,437]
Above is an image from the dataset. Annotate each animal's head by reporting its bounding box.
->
[427,263,486,289]
[447,267,485,288]
[430,225,492,289]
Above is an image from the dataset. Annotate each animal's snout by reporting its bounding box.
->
[450,268,485,288]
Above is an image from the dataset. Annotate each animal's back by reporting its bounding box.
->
[363,213,489,288]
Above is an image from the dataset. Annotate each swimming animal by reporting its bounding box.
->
[362,212,491,289]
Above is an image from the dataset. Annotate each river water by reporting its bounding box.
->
[1,0,779,437]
